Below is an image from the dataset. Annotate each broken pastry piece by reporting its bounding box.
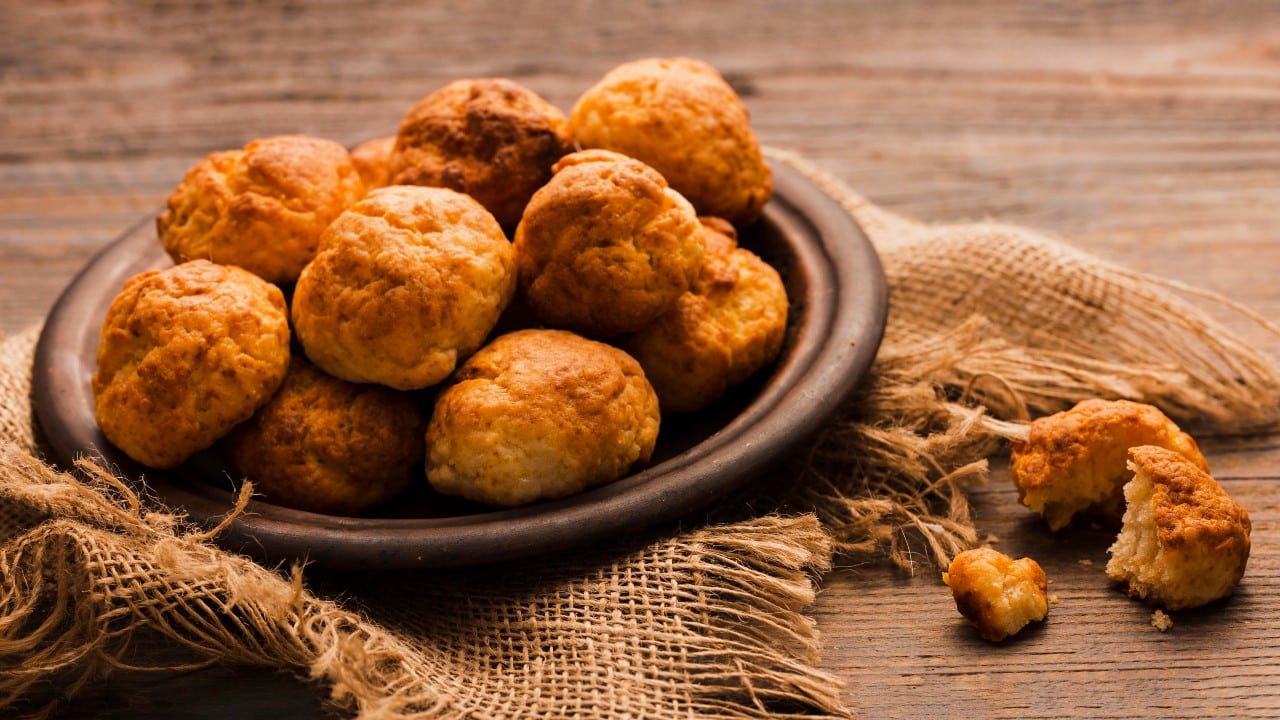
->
[1106,445,1251,610]
[1010,399,1209,530]
[943,547,1050,642]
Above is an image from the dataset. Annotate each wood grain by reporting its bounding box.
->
[3,1,1278,718]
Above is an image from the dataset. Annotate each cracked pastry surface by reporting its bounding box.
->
[227,356,426,516]
[570,57,772,224]
[943,547,1050,642]
[1106,445,1251,610]
[156,134,365,284]
[1010,399,1209,530]
[390,78,573,228]
[425,329,660,507]
[93,260,291,469]
[514,149,703,338]
[291,185,516,390]
[625,217,788,412]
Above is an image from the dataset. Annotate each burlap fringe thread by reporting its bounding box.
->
[1,151,1278,718]
[0,446,841,719]
[766,148,1280,568]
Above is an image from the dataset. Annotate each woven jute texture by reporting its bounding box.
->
[1,150,1278,719]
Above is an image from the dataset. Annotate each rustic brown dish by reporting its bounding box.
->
[32,160,887,569]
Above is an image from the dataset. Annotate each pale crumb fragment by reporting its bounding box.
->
[1049,594,1061,605]
[983,533,1001,545]
[1107,446,1251,610]
[1078,559,1094,568]
[1151,609,1173,632]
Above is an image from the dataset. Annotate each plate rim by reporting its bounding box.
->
[32,159,888,569]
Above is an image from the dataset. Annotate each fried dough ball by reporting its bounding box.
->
[156,135,365,285]
[350,135,396,190]
[1106,446,1251,610]
[514,150,703,337]
[1010,399,1209,531]
[943,547,1050,642]
[426,329,661,507]
[292,185,516,390]
[390,78,573,228]
[570,57,772,224]
[226,356,426,516]
[626,217,788,412]
[93,260,290,469]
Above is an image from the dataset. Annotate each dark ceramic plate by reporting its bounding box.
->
[32,160,887,569]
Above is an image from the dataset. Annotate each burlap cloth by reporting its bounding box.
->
[2,150,1278,718]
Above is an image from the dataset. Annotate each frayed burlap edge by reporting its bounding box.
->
[0,446,847,720]
[0,327,40,458]
[764,147,1280,571]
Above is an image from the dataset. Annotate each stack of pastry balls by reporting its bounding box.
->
[91,58,789,516]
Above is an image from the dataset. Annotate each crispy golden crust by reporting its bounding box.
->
[1106,445,1251,610]
[514,150,703,337]
[92,260,290,469]
[292,185,516,390]
[626,217,788,412]
[943,547,1049,642]
[425,329,660,507]
[390,78,573,228]
[226,356,426,515]
[156,135,365,285]
[570,57,772,224]
[350,135,396,190]
[1010,399,1209,530]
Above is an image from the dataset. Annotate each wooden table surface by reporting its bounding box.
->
[4,2,1279,718]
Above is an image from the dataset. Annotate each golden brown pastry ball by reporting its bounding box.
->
[514,149,703,337]
[156,135,365,285]
[626,217,788,412]
[93,260,290,469]
[292,185,516,390]
[1106,445,1251,610]
[390,78,573,228]
[226,356,426,515]
[570,57,772,224]
[943,547,1050,642]
[350,135,396,190]
[1010,399,1209,531]
[426,329,660,507]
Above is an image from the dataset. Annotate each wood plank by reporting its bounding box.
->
[3,1,1279,718]
[816,452,1280,719]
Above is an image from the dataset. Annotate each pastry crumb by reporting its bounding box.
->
[1078,559,1094,568]
[943,547,1049,642]
[1049,594,1061,605]
[1151,609,1173,632]
[983,533,1001,545]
